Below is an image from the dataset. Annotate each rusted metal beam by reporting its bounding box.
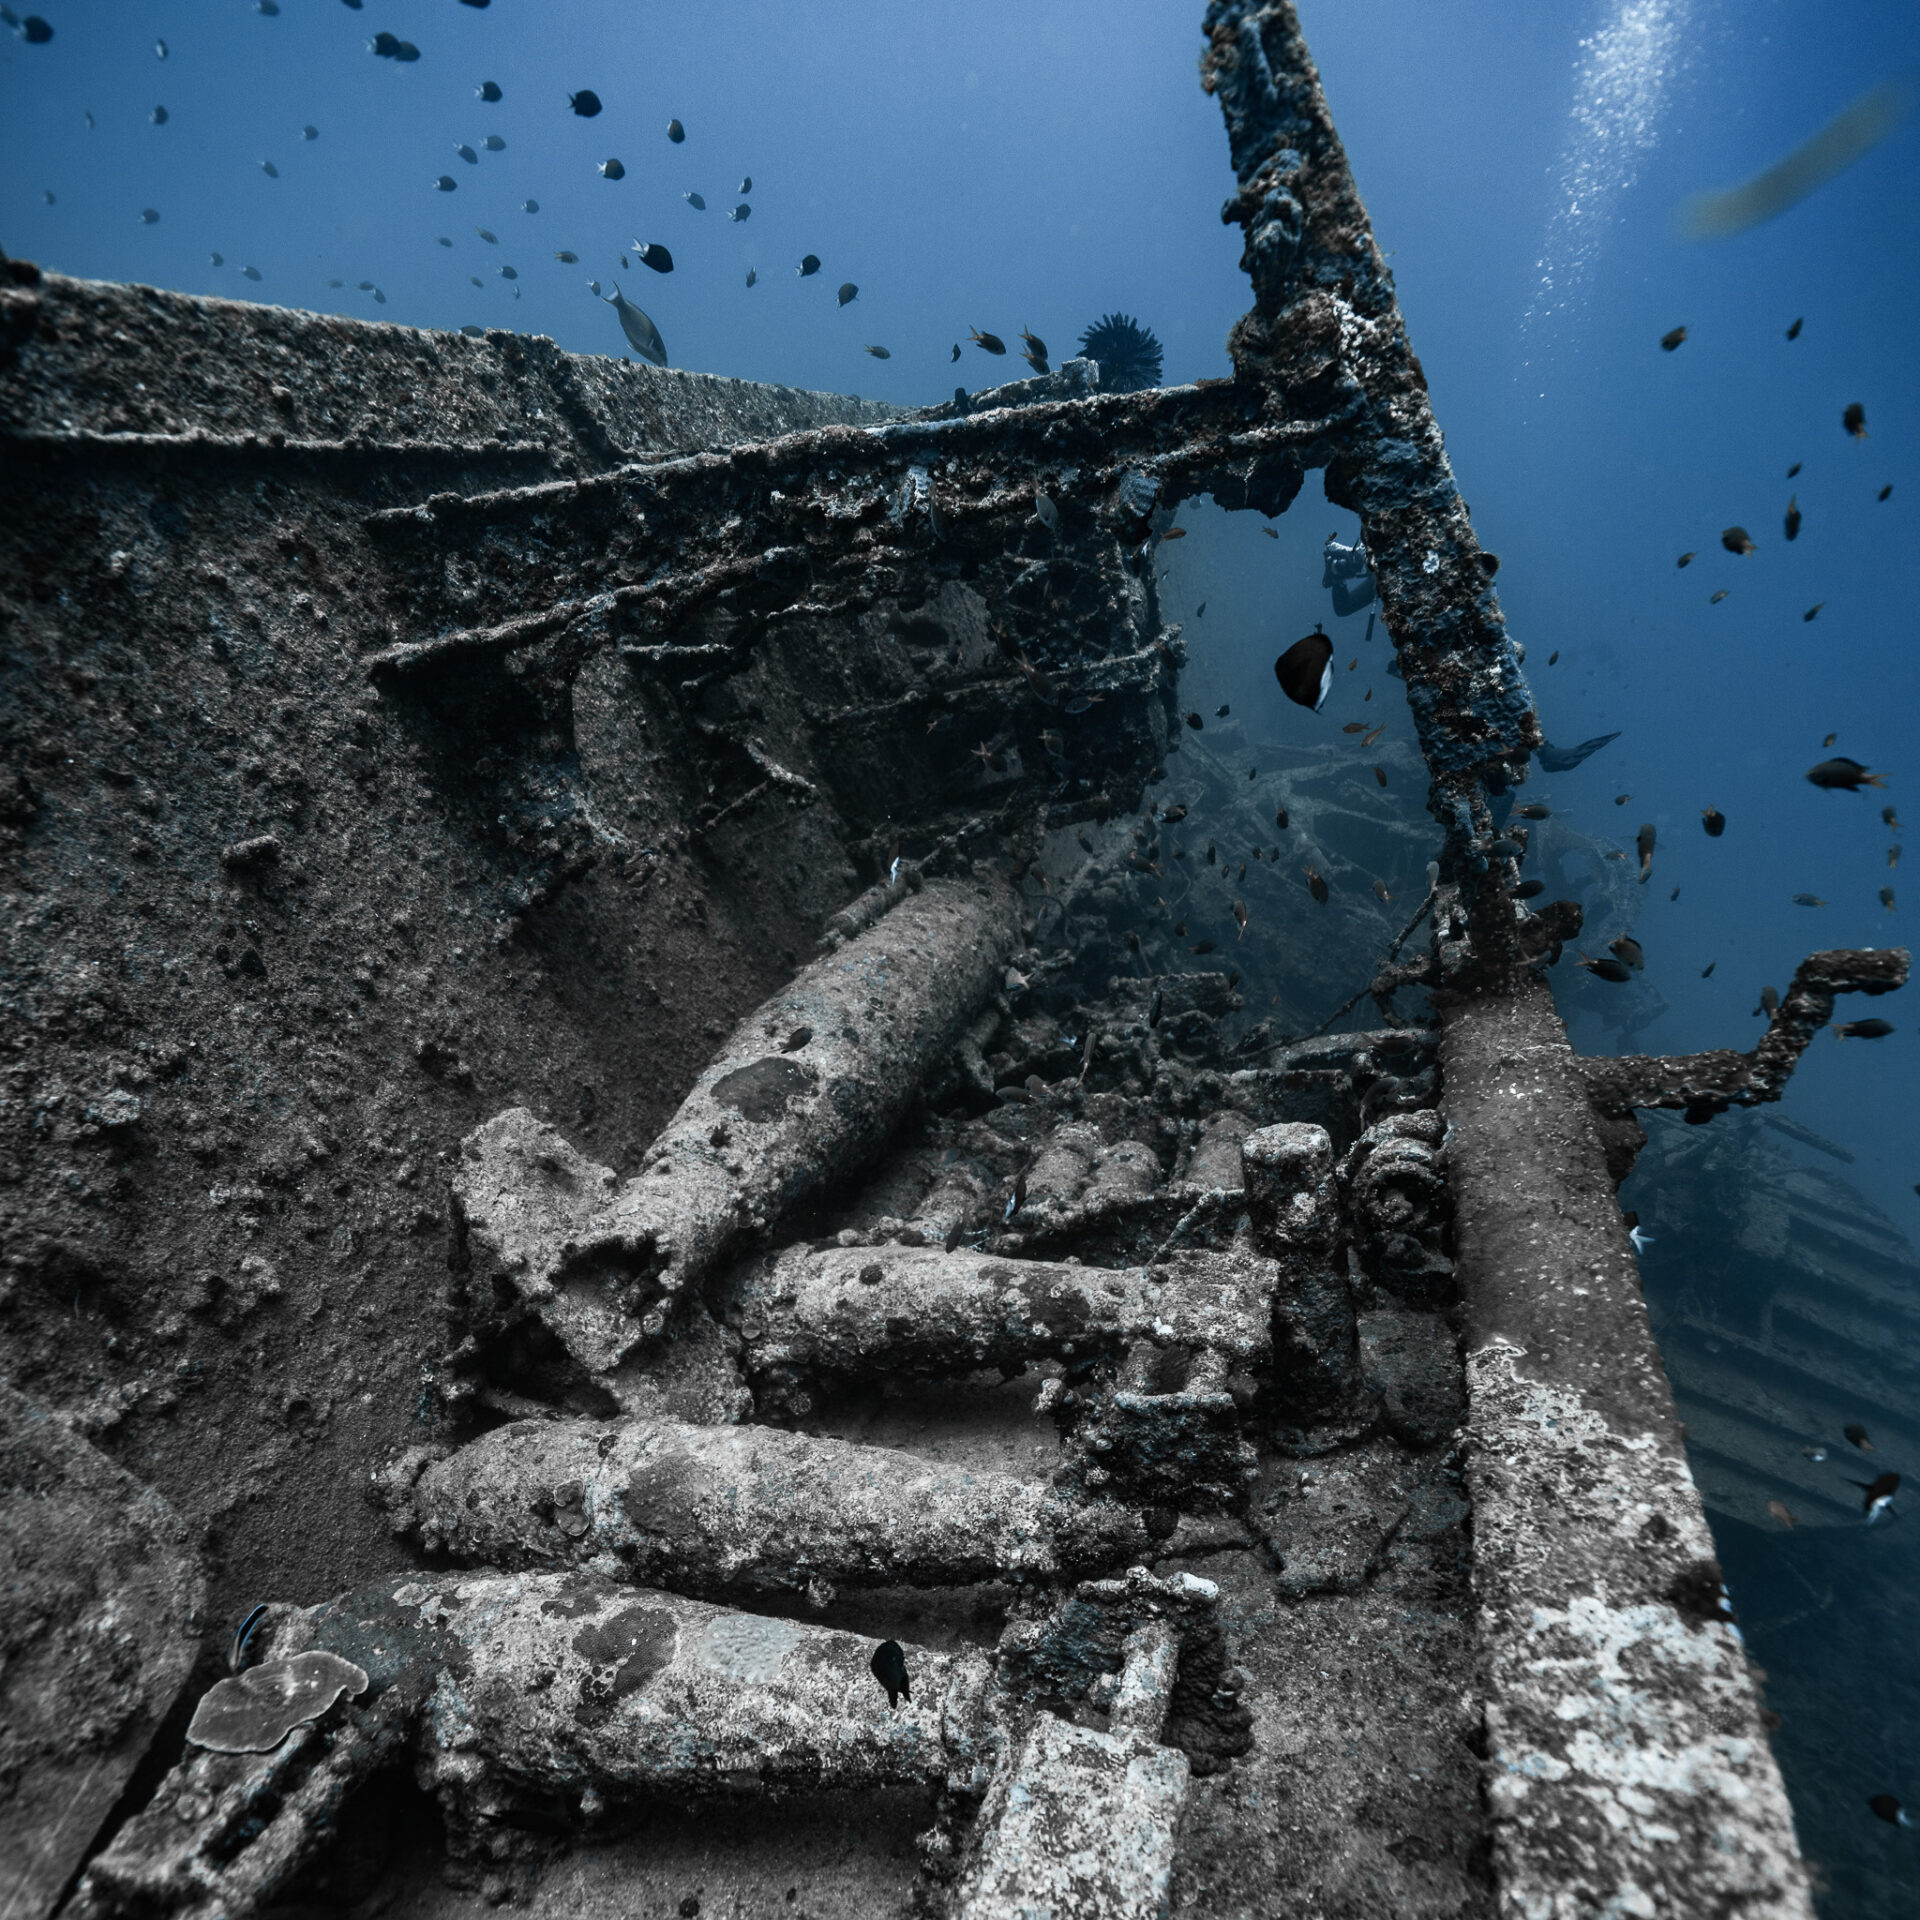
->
[1,427,553,467]
[1581,943,1910,1119]
[1202,0,1539,961]
[358,379,1313,544]
[1442,974,1817,1919]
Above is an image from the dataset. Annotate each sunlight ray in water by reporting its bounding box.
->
[1526,0,1692,340]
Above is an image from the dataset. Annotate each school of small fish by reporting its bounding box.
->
[10,6,1101,381]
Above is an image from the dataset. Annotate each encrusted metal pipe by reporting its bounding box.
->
[386,1415,1154,1598]
[73,1565,1234,1919]
[455,876,1022,1394]
[73,1571,1000,1916]
[720,1242,1274,1412]
[1580,944,1910,1119]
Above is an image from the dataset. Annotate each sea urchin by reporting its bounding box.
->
[1076,312,1163,393]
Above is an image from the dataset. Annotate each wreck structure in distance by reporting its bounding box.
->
[2,4,1905,1917]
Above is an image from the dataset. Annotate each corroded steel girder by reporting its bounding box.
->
[1582,943,1911,1120]
[358,374,1306,685]
[1202,0,1538,948]
[1442,976,1818,1920]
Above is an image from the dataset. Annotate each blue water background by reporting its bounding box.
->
[5,2,1918,1908]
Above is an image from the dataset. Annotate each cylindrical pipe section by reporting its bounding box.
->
[721,1243,1273,1408]
[1440,973,1815,1919]
[397,1417,1155,1596]
[456,877,1021,1383]
[300,1572,996,1809]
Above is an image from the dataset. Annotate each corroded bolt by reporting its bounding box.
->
[1242,1122,1341,1259]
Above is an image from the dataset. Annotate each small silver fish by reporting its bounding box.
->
[601,282,667,366]
[1034,487,1060,533]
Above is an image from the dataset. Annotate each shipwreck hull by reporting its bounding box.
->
[5,7,1890,1917]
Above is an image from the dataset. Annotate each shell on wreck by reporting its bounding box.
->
[186,1650,369,1754]
[1113,469,1159,522]
[890,464,932,528]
